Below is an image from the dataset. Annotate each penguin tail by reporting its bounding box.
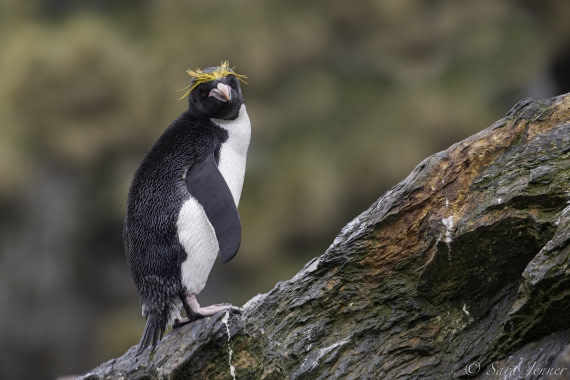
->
[137,312,167,354]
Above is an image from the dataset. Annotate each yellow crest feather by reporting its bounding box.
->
[179,60,247,100]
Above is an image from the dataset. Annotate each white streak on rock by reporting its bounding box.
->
[222,311,236,380]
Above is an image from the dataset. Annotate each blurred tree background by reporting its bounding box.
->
[0,0,569,378]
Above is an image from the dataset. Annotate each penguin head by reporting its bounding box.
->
[181,61,247,120]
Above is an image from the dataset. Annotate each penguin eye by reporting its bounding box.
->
[199,89,209,99]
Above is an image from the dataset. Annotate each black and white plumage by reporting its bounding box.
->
[123,62,250,352]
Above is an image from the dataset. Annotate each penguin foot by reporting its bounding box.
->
[196,303,242,316]
[180,294,242,321]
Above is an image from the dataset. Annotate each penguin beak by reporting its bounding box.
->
[209,82,232,102]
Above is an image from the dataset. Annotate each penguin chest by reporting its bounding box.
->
[212,104,251,206]
[177,197,219,295]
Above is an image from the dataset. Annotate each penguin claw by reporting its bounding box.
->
[173,317,192,329]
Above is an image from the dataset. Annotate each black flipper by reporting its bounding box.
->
[185,152,241,263]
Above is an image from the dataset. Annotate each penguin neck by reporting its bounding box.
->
[210,104,251,206]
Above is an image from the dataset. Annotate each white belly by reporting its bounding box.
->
[212,104,251,206]
[177,197,219,295]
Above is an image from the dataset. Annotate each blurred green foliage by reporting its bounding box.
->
[0,0,569,379]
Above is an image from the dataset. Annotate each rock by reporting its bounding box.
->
[80,93,570,379]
